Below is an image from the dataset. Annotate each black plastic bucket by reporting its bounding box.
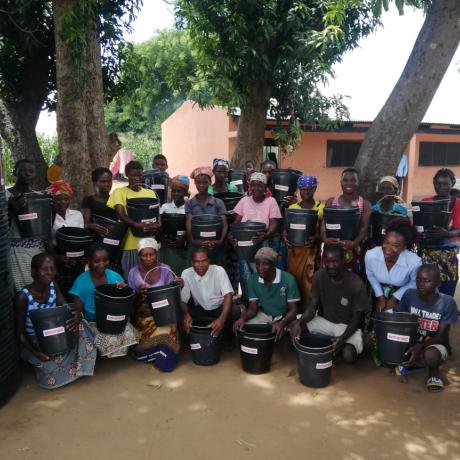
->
[294,333,334,388]
[237,324,276,374]
[370,212,401,246]
[126,197,160,237]
[94,284,135,334]
[191,214,222,241]
[214,191,244,211]
[161,213,186,240]
[189,320,223,366]
[55,227,94,271]
[15,193,52,239]
[285,208,318,245]
[413,211,451,247]
[146,282,182,326]
[143,169,170,205]
[373,312,419,365]
[324,206,360,241]
[230,221,265,261]
[228,170,246,193]
[30,305,76,356]
[271,169,302,202]
[93,214,126,261]
[411,199,450,213]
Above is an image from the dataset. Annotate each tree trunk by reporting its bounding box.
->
[354,0,460,201]
[53,0,112,205]
[230,82,271,169]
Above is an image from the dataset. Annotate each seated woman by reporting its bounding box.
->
[208,159,238,195]
[15,253,96,389]
[128,238,182,372]
[365,218,421,312]
[372,176,408,217]
[69,243,139,358]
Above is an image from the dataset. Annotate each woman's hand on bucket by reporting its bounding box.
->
[272,321,286,341]
[174,276,184,288]
[32,348,50,362]
[66,310,82,332]
[289,320,302,341]
[182,313,193,334]
[331,336,345,353]
[233,318,245,333]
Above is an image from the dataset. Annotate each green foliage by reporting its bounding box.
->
[118,132,161,169]
[372,0,432,16]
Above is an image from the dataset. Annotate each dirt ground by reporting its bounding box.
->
[1,322,459,460]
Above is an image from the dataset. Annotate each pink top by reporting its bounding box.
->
[331,195,364,215]
[127,263,174,291]
[233,196,282,228]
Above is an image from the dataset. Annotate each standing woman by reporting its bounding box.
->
[128,238,183,372]
[285,175,324,310]
[7,159,47,290]
[208,159,238,195]
[185,167,227,264]
[420,168,460,296]
[321,167,372,277]
[372,176,408,217]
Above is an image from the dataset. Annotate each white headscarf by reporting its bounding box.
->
[250,172,267,184]
[137,237,161,253]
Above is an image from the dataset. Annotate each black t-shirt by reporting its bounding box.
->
[311,269,369,325]
[81,195,117,220]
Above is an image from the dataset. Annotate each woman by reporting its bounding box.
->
[128,238,183,372]
[208,159,238,195]
[285,175,324,311]
[107,160,159,277]
[321,167,372,277]
[159,175,189,275]
[185,166,228,264]
[365,218,421,311]
[420,168,460,296]
[372,176,408,216]
[16,253,96,389]
[69,243,138,358]
[7,160,47,290]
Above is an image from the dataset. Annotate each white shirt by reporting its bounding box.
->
[181,265,233,310]
[160,201,186,214]
[52,209,84,243]
[365,246,422,300]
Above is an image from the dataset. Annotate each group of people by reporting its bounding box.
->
[7,153,459,393]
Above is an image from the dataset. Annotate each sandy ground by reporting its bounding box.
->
[1,324,459,460]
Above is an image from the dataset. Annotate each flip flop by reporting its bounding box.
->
[426,376,444,393]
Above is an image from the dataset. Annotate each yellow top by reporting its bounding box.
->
[107,186,158,250]
[289,200,324,219]
[47,164,63,183]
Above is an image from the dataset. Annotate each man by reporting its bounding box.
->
[152,154,168,173]
[290,245,368,363]
[181,248,237,337]
[233,247,300,340]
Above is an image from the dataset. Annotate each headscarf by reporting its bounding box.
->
[254,247,278,264]
[48,180,73,197]
[250,172,267,184]
[378,176,399,192]
[190,167,213,179]
[212,158,229,170]
[297,175,318,189]
[171,175,190,192]
[137,237,161,253]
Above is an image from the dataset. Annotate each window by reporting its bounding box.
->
[263,139,279,167]
[326,140,362,167]
[418,142,460,166]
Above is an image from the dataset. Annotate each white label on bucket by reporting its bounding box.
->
[141,218,157,224]
[241,345,258,355]
[107,314,126,322]
[230,179,243,186]
[387,333,410,343]
[417,226,424,233]
[103,237,120,246]
[316,361,333,370]
[149,203,160,209]
[274,184,289,192]
[43,326,65,337]
[177,230,186,236]
[326,223,341,230]
[290,223,306,230]
[151,299,169,309]
[18,212,38,221]
[200,231,216,237]
[411,206,420,212]
[190,343,202,350]
[150,184,165,190]
[66,251,84,258]
[381,229,386,235]
[238,240,253,247]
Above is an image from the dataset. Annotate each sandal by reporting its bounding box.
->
[426,376,444,393]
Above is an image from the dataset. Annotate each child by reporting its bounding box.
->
[397,264,458,392]
[69,243,139,358]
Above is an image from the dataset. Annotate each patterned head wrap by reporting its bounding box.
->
[378,176,399,192]
[137,237,161,253]
[250,172,267,184]
[48,180,73,197]
[190,167,213,179]
[171,175,190,191]
[212,158,229,170]
[254,247,278,264]
[297,175,318,189]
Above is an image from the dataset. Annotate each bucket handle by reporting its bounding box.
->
[293,338,333,355]
[239,334,275,342]
[143,265,179,283]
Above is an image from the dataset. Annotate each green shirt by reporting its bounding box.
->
[246,269,301,317]
[207,183,239,195]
